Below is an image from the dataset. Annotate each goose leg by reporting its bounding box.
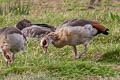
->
[12,53,15,62]
[75,44,88,59]
[73,46,78,58]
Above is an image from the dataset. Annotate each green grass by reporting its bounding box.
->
[0,0,31,15]
[0,0,120,80]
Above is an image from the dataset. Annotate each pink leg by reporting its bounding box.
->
[73,46,77,58]
[12,53,15,61]
[75,44,88,59]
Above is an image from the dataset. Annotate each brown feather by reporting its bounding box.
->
[92,23,106,31]
[16,19,32,30]
[61,19,108,32]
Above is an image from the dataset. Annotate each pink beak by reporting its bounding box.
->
[42,47,47,53]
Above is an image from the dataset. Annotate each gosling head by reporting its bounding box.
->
[40,33,54,53]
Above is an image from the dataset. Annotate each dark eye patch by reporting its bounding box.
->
[6,55,10,59]
[43,40,47,46]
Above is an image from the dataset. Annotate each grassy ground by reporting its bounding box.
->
[0,0,120,80]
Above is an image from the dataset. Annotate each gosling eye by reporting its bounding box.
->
[43,40,47,46]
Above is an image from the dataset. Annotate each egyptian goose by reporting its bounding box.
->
[16,19,56,40]
[40,19,109,59]
[0,27,26,67]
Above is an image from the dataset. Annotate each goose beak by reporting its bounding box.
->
[42,47,47,53]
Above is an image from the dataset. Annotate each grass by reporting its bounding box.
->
[0,0,120,80]
[0,0,31,15]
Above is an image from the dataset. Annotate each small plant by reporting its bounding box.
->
[10,4,30,15]
[109,12,120,21]
[0,0,31,15]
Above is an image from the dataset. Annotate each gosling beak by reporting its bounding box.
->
[42,47,47,53]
